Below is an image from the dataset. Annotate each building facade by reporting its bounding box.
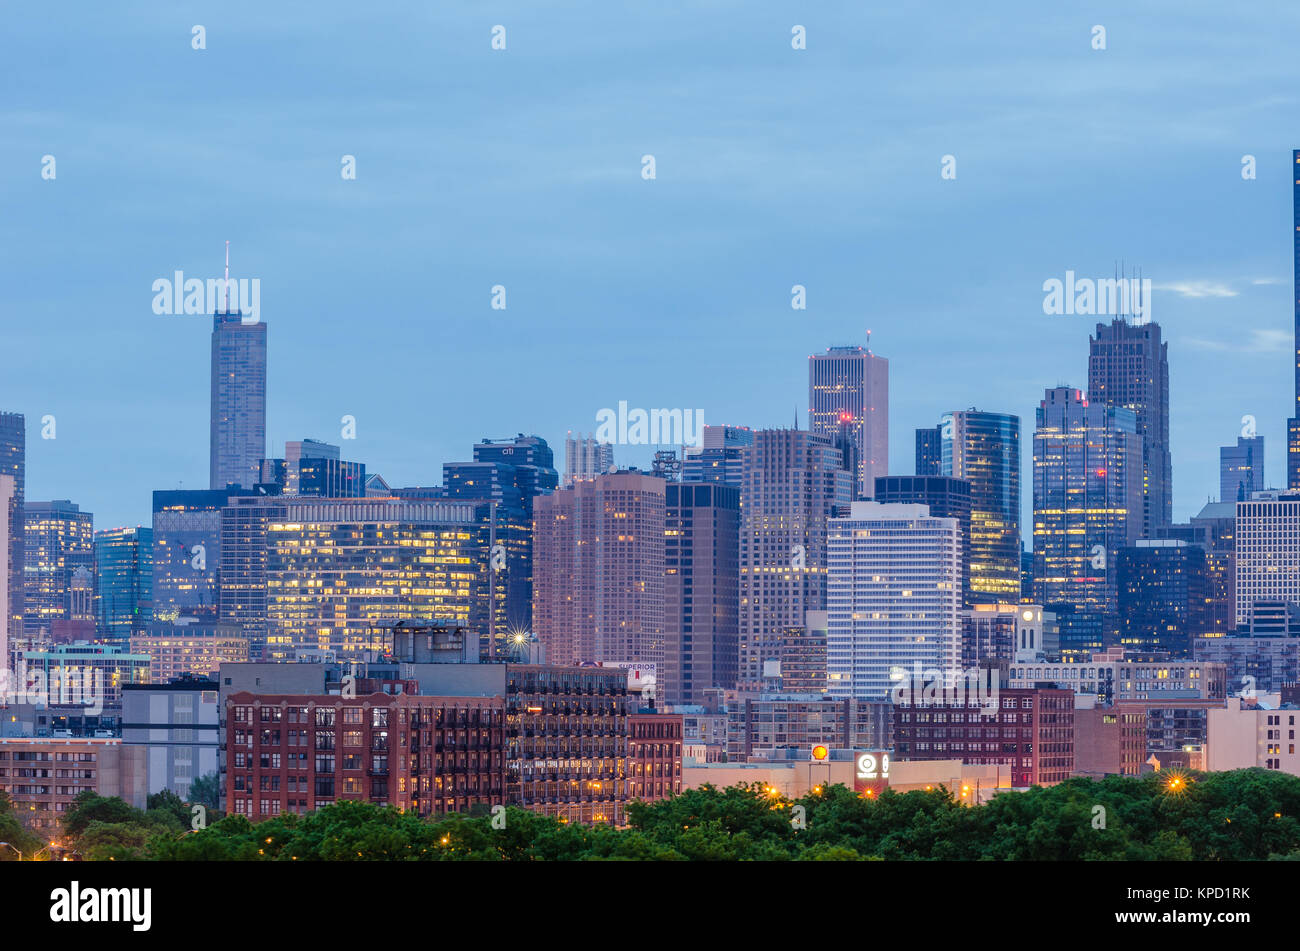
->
[808,343,888,498]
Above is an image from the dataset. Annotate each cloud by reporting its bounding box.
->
[1183,328,1291,353]
[1253,277,1286,285]
[1155,280,1239,299]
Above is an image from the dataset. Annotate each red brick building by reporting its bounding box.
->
[892,687,1074,787]
[628,712,683,802]
[225,692,505,820]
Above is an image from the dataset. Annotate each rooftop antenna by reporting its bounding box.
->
[866,328,871,350]
[224,240,231,314]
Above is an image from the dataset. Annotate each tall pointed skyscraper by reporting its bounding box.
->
[1088,317,1171,535]
[808,339,888,498]
[209,245,266,490]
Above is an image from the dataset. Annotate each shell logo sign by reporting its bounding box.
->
[811,744,829,761]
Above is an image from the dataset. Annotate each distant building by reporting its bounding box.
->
[533,471,665,671]
[94,527,152,644]
[1117,540,1209,657]
[739,430,852,688]
[210,310,266,490]
[16,641,151,705]
[874,475,973,607]
[131,622,249,683]
[23,500,94,638]
[1220,436,1265,503]
[1235,491,1300,624]
[1207,699,1300,775]
[1032,386,1142,618]
[1073,705,1147,777]
[915,425,941,476]
[725,696,891,763]
[1195,600,1300,695]
[1088,318,1172,534]
[682,425,753,488]
[1007,651,1227,704]
[808,342,888,497]
[0,413,24,648]
[779,611,828,695]
[827,501,961,701]
[664,481,739,704]
[562,433,614,486]
[940,410,1021,604]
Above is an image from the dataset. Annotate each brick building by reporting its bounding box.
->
[225,692,505,820]
[892,687,1074,787]
[628,712,683,802]
[0,737,146,833]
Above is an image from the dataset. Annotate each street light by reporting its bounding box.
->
[0,842,22,861]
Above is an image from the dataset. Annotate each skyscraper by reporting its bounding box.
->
[1220,435,1264,503]
[826,501,961,700]
[681,425,753,487]
[262,439,366,497]
[1289,150,1300,490]
[664,481,740,705]
[563,433,614,486]
[1117,539,1208,658]
[915,425,942,476]
[532,471,665,670]
[808,342,888,498]
[1032,387,1143,618]
[0,412,23,646]
[443,434,558,644]
[94,527,153,644]
[738,430,853,688]
[939,410,1021,604]
[874,475,973,607]
[23,500,94,637]
[1088,318,1171,535]
[1235,490,1300,624]
[264,496,491,661]
[0,474,13,666]
[210,309,267,490]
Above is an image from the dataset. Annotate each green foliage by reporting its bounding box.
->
[53,768,1300,861]
[186,773,220,812]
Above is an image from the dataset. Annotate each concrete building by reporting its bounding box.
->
[562,433,614,486]
[533,471,665,671]
[725,695,890,762]
[1235,491,1300,623]
[131,622,249,683]
[0,737,146,833]
[1207,698,1300,774]
[122,678,221,799]
[1007,650,1226,704]
[826,501,961,701]
[739,430,852,689]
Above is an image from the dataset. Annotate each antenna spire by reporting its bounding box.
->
[224,240,231,314]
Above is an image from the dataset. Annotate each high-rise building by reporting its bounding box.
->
[261,439,366,498]
[1032,386,1143,617]
[562,433,614,486]
[0,474,13,667]
[664,481,740,705]
[23,501,94,637]
[738,430,852,688]
[95,528,153,644]
[264,497,492,661]
[442,435,558,645]
[154,487,272,623]
[0,413,23,646]
[808,342,888,498]
[939,410,1021,605]
[1289,149,1300,490]
[874,475,973,607]
[1088,318,1172,534]
[218,495,288,654]
[1117,540,1209,657]
[1220,435,1265,503]
[533,471,665,670]
[826,501,962,701]
[915,426,942,476]
[210,310,266,490]
[1155,502,1237,638]
[682,425,753,487]
[1235,490,1300,624]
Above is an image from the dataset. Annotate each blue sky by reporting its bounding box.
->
[3,1,1299,535]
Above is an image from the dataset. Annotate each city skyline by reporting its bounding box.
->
[4,4,1300,532]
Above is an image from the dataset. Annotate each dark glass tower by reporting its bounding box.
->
[1088,318,1171,535]
[940,410,1021,604]
[915,425,941,475]
[210,312,267,490]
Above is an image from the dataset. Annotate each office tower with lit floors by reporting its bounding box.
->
[210,303,267,491]
[808,341,888,498]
